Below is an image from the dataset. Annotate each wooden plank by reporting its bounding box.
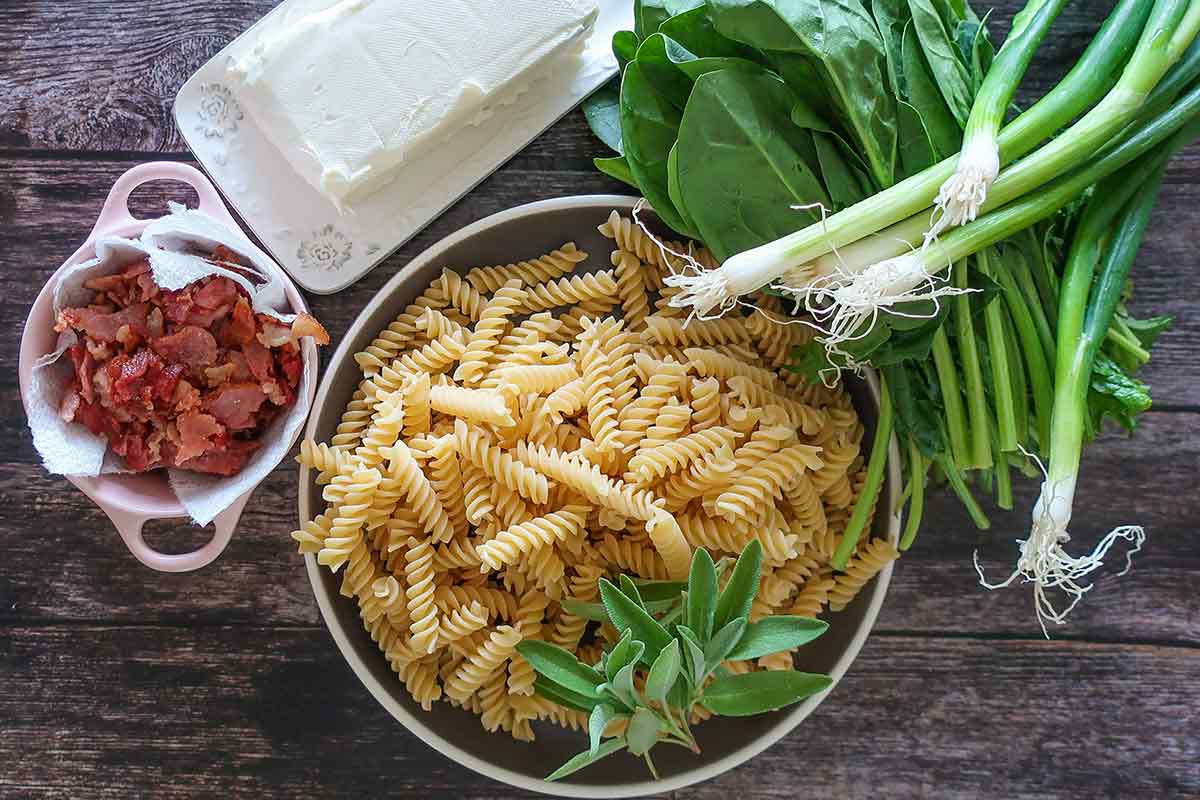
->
[0,625,1194,798]
[2,154,1198,406]
[1,412,1196,644]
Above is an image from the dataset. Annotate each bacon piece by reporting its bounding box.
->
[59,389,81,422]
[176,439,260,476]
[278,345,303,387]
[151,326,218,370]
[203,363,237,388]
[194,277,239,310]
[176,411,225,462]
[172,378,201,412]
[206,382,268,430]
[291,313,330,345]
[242,339,275,383]
[56,303,151,343]
[67,343,95,404]
[224,298,256,347]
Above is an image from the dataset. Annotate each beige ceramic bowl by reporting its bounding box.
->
[297,196,901,796]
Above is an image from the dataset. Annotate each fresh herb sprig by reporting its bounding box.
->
[515,541,833,781]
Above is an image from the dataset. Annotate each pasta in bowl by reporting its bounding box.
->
[295,196,901,796]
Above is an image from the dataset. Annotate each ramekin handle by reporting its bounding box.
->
[102,492,251,573]
[91,162,233,238]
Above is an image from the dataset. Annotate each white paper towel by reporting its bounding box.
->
[26,203,318,526]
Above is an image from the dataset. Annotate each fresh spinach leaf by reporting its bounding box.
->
[900,19,963,161]
[620,61,699,239]
[635,0,704,39]
[659,6,763,59]
[707,0,898,188]
[675,68,830,260]
[594,156,639,189]
[906,0,973,127]
[614,29,640,69]
[584,79,623,153]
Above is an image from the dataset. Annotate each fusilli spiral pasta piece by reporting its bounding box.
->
[684,347,785,392]
[645,510,692,581]
[430,384,515,427]
[465,242,587,293]
[404,536,441,654]
[354,292,448,373]
[789,575,836,618]
[444,625,523,702]
[625,426,735,484]
[434,584,519,621]
[642,314,750,347]
[492,362,579,395]
[455,280,525,384]
[475,505,589,572]
[461,462,495,525]
[440,600,490,642]
[783,472,828,539]
[689,377,722,431]
[828,538,899,612]
[384,441,455,543]
[514,271,618,314]
[424,435,470,539]
[415,306,467,340]
[611,249,650,331]
[400,372,432,437]
[331,390,373,450]
[297,439,355,484]
[714,444,825,524]
[598,533,669,580]
[548,563,604,651]
[543,377,587,424]
[727,376,826,435]
[437,268,486,321]
[579,340,620,454]
[507,591,550,696]
[453,420,549,505]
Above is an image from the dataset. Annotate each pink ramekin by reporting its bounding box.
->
[18,162,317,572]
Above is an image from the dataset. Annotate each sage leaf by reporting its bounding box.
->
[645,640,682,704]
[686,547,718,641]
[535,676,601,713]
[713,540,762,630]
[675,624,707,687]
[726,616,830,660]
[599,578,674,664]
[618,574,646,608]
[629,579,688,602]
[625,707,663,756]
[704,616,747,673]
[605,629,645,683]
[517,640,603,698]
[701,671,834,716]
[588,703,621,756]
[559,598,612,623]
[546,739,626,781]
[609,663,641,709]
[676,69,829,260]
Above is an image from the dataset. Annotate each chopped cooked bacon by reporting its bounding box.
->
[291,313,330,345]
[176,411,225,462]
[56,303,150,343]
[206,382,268,430]
[194,277,239,310]
[257,319,293,348]
[177,439,260,476]
[67,343,95,404]
[242,338,275,383]
[224,298,256,346]
[146,307,164,339]
[152,326,218,370]
[203,362,238,387]
[56,256,325,475]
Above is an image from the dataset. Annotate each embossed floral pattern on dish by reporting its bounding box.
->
[297,225,353,271]
[195,83,244,139]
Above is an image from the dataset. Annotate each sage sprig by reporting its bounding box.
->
[516,540,832,781]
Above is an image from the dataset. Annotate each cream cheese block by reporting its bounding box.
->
[228,0,599,210]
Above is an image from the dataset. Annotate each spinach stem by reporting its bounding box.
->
[832,374,894,569]
[900,440,928,550]
[952,260,992,469]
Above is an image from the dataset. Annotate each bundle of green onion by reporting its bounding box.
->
[584,0,1198,631]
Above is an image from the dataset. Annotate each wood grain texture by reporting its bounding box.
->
[0,626,1195,799]
[0,0,1198,797]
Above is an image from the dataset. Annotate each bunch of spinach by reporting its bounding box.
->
[585,0,1173,574]
[516,541,832,780]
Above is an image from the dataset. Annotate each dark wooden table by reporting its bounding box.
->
[2,2,1197,797]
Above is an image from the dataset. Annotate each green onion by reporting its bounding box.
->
[933,0,1070,230]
